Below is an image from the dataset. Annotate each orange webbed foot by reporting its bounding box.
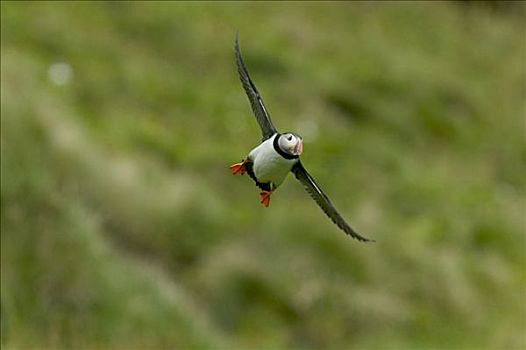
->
[260,190,273,208]
[230,160,247,175]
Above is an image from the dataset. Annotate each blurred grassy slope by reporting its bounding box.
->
[1,2,525,349]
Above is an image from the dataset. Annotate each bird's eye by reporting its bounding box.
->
[287,136,292,141]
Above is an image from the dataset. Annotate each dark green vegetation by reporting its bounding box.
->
[1,2,525,349]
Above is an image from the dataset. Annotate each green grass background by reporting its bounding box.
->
[1,1,525,349]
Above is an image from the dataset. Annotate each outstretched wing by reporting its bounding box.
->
[235,34,278,141]
[291,161,374,242]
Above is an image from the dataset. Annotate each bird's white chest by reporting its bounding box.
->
[248,136,297,187]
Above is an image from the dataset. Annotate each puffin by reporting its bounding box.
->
[230,35,373,242]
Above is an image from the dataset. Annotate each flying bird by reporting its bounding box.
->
[230,35,373,242]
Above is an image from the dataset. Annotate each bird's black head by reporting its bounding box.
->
[277,132,303,157]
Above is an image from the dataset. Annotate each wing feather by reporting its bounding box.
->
[291,161,374,242]
[235,34,278,141]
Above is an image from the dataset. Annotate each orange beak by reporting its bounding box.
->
[295,140,303,155]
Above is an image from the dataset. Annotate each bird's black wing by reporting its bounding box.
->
[235,34,278,141]
[291,161,374,242]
